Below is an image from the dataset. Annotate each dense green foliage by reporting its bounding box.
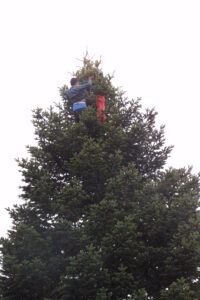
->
[1,57,200,299]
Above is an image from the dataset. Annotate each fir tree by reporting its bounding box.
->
[0,56,200,299]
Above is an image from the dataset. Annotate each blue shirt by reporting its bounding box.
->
[73,102,87,112]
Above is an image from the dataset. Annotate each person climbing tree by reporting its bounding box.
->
[96,94,107,123]
[64,76,92,122]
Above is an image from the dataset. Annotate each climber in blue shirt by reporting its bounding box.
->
[64,77,92,122]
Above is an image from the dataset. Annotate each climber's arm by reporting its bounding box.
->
[75,79,92,92]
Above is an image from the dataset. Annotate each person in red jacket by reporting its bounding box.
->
[96,95,107,123]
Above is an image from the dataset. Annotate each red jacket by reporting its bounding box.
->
[96,95,107,123]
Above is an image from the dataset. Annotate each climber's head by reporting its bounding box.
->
[70,78,80,86]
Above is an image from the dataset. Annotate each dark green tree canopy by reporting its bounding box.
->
[1,57,200,299]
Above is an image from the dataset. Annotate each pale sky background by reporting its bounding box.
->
[0,0,200,237]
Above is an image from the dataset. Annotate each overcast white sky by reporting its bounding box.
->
[0,0,200,237]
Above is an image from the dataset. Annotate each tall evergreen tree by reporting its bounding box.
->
[1,56,200,299]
